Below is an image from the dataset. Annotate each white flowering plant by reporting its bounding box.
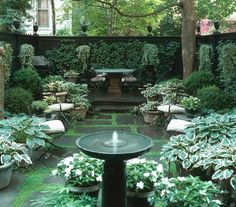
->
[52,153,103,187]
[149,176,222,207]
[126,158,164,193]
[181,96,201,113]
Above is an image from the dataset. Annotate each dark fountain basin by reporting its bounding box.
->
[76,131,153,207]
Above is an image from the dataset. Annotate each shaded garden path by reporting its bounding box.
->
[0,112,170,207]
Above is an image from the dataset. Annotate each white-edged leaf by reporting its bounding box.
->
[212,170,222,180]
[222,169,233,180]
[178,151,188,160]
[221,137,231,147]
[230,176,236,190]
[182,159,191,169]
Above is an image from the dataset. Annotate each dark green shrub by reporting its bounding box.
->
[5,87,33,114]
[11,68,42,95]
[45,44,80,75]
[184,71,216,95]
[198,44,214,71]
[197,85,234,110]
[218,42,236,97]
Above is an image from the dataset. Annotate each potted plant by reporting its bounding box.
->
[141,84,160,101]
[149,176,222,207]
[70,95,91,119]
[52,153,103,197]
[19,44,34,69]
[126,158,164,207]
[43,81,68,103]
[31,100,49,116]
[64,70,80,83]
[0,135,32,190]
[139,101,162,124]
[181,96,201,115]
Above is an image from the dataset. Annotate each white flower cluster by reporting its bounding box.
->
[51,153,103,187]
[126,158,164,193]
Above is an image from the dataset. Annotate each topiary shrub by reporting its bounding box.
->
[4,87,33,114]
[197,85,234,110]
[184,71,216,95]
[217,42,236,97]
[198,44,214,71]
[11,68,42,95]
[19,44,35,69]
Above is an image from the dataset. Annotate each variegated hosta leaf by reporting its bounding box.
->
[182,159,191,169]
[222,169,234,180]
[230,176,236,190]
[212,170,222,180]
[178,151,188,160]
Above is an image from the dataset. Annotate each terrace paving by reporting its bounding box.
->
[0,112,170,207]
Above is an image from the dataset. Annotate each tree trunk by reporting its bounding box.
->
[107,7,114,36]
[0,57,4,120]
[51,0,56,35]
[180,0,196,79]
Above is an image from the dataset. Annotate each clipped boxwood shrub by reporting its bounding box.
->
[197,85,234,110]
[11,68,42,95]
[218,42,236,97]
[5,87,33,114]
[184,71,216,95]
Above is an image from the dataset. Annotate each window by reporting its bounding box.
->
[37,0,49,27]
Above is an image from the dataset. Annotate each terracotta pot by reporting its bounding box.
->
[127,190,155,207]
[55,92,67,103]
[70,107,88,119]
[65,75,79,83]
[0,160,15,190]
[142,111,162,124]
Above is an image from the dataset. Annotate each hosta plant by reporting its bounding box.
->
[126,158,164,193]
[0,116,51,148]
[139,101,159,113]
[141,84,159,99]
[0,135,32,165]
[52,153,103,187]
[149,176,222,207]
[161,113,236,171]
[195,141,236,190]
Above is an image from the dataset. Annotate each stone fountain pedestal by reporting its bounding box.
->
[76,131,153,207]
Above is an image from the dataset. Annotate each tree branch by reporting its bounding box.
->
[95,0,182,17]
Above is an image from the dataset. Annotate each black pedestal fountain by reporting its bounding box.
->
[76,131,153,207]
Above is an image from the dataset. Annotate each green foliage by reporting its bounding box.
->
[161,112,236,189]
[42,75,65,84]
[0,116,51,148]
[139,101,159,113]
[19,44,34,69]
[197,85,234,110]
[11,68,42,95]
[0,42,13,87]
[126,158,164,193]
[31,100,48,115]
[181,96,201,113]
[184,71,216,95]
[217,42,236,97]
[158,42,180,81]
[90,40,144,69]
[155,8,182,36]
[158,79,187,104]
[198,44,214,71]
[150,176,222,207]
[76,45,90,72]
[31,187,97,207]
[52,153,103,187]
[4,87,33,114]
[141,43,159,69]
[0,135,31,165]
[45,44,81,75]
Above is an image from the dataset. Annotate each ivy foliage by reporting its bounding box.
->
[89,40,144,69]
[217,42,236,97]
[0,41,13,87]
[45,44,82,75]
[198,44,214,71]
